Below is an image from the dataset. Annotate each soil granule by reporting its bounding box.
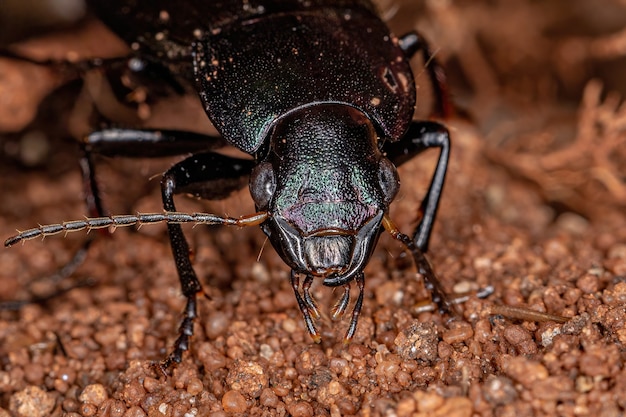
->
[1,1,625,416]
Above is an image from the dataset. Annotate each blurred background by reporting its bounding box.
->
[0,0,625,220]
[0,3,625,414]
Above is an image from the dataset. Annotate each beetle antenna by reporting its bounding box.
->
[5,211,268,247]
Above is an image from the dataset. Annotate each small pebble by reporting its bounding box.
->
[204,311,230,339]
[442,322,474,344]
[503,324,537,354]
[502,356,548,388]
[286,401,314,417]
[124,406,147,417]
[79,402,97,417]
[9,386,55,417]
[482,376,517,405]
[222,390,247,413]
[186,378,204,396]
[79,384,108,407]
[259,388,279,408]
[226,360,268,398]
[576,274,598,294]
[414,391,444,412]
[394,322,438,363]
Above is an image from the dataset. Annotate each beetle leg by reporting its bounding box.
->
[83,128,228,158]
[159,178,202,371]
[398,31,451,118]
[383,121,450,252]
[330,284,351,321]
[157,293,198,374]
[156,152,256,371]
[382,215,456,316]
[302,275,320,320]
[44,146,107,282]
[0,145,104,311]
[48,146,105,283]
[0,49,129,70]
[84,127,253,199]
[291,271,320,343]
[0,50,187,95]
[343,273,365,343]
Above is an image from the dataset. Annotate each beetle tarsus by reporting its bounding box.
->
[411,245,457,317]
[158,292,199,374]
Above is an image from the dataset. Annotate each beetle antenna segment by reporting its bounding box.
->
[4,212,268,247]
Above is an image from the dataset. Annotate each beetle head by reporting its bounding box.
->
[250,104,399,286]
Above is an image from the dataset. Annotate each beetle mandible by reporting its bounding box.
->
[4,0,453,372]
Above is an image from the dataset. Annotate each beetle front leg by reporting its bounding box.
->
[384,121,450,252]
[158,152,255,372]
[157,172,204,373]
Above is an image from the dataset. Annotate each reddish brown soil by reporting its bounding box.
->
[1,1,625,416]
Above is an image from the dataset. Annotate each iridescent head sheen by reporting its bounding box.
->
[250,104,399,286]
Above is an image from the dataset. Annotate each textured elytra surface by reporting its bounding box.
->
[1,1,626,416]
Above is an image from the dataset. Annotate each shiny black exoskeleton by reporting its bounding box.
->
[4,0,452,371]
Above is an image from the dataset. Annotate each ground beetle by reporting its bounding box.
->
[4,0,453,372]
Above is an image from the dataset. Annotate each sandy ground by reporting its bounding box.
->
[1,1,625,416]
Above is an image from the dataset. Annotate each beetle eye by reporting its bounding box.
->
[378,158,400,204]
[249,162,276,209]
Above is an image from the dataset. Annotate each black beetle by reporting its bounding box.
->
[4,0,453,372]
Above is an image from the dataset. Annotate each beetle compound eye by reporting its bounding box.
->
[249,162,276,209]
[378,158,400,204]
